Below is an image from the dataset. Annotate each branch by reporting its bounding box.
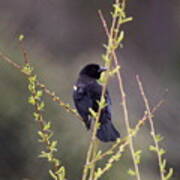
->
[98,3,141,180]
[0,51,82,121]
[136,75,173,180]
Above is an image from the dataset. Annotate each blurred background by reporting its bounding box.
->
[0,0,179,179]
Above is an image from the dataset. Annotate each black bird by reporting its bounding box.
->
[73,64,120,142]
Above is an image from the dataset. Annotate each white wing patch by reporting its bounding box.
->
[73,85,78,91]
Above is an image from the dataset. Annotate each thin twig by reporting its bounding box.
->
[19,40,29,64]
[88,99,164,165]
[82,1,122,179]
[0,51,21,69]
[0,50,82,121]
[136,75,166,180]
[91,99,164,179]
[99,5,142,180]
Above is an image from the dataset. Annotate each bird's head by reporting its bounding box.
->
[80,64,107,79]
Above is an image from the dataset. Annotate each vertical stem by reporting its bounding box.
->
[99,1,142,179]
[81,1,120,179]
[136,75,165,180]
[115,61,141,180]
[88,140,99,180]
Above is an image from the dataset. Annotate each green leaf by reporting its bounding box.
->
[18,34,25,41]
[39,151,52,161]
[50,141,58,152]
[116,30,124,45]
[105,162,112,169]
[159,148,166,156]
[28,83,36,93]
[21,64,33,75]
[95,168,103,178]
[49,170,58,180]
[98,72,107,84]
[56,166,66,179]
[155,134,164,142]
[35,90,43,99]
[98,96,107,109]
[165,168,173,180]
[95,150,102,159]
[28,96,36,105]
[33,112,40,120]
[113,4,126,18]
[37,101,45,111]
[52,158,60,167]
[134,150,142,164]
[102,54,109,63]
[43,122,51,131]
[46,132,54,141]
[38,131,44,139]
[112,153,121,161]
[149,145,157,152]
[161,159,167,171]
[109,66,120,76]
[121,16,133,24]
[28,75,37,83]
[89,108,97,118]
[128,168,136,176]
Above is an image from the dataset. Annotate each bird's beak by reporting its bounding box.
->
[99,67,107,73]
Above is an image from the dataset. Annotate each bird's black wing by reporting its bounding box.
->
[87,82,112,123]
[73,82,93,129]
[88,83,120,142]
[73,80,112,128]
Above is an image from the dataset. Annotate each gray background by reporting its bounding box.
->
[0,0,179,179]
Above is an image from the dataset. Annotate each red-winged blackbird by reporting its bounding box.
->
[73,64,120,142]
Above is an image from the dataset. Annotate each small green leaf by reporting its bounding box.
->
[43,122,51,131]
[116,30,124,45]
[37,101,45,111]
[39,151,52,161]
[52,158,60,167]
[155,134,164,142]
[120,16,133,24]
[113,4,126,18]
[165,168,173,180]
[149,145,157,152]
[56,166,65,178]
[98,96,107,109]
[95,150,102,159]
[98,72,107,84]
[38,131,44,139]
[102,54,109,63]
[50,141,58,152]
[35,90,43,99]
[28,96,36,105]
[49,170,58,180]
[33,112,40,120]
[105,162,112,169]
[159,148,166,156]
[18,34,24,41]
[112,153,121,161]
[161,159,167,170]
[28,83,35,93]
[128,168,136,176]
[134,150,142,164]
[109,66,120,76]
[94,168,102,178]
[21,64,33,75]
[89,108,97,118]
[28,75,37,83]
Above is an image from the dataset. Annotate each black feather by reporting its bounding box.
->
[73,64,120,142]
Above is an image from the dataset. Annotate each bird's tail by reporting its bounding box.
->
[96,122,120,142]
